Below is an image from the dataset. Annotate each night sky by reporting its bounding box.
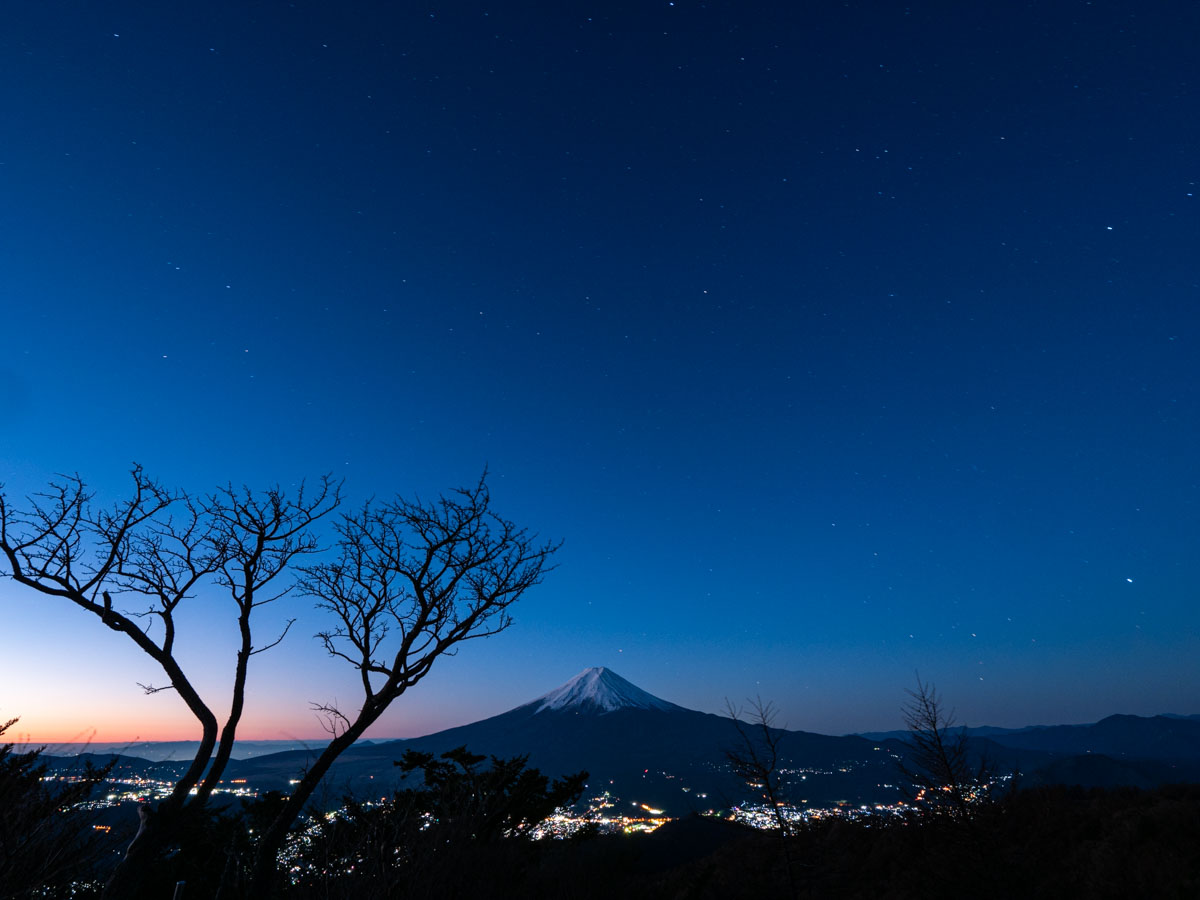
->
[2,1,1198,743]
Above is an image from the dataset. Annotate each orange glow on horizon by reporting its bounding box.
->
[7,712,422,746]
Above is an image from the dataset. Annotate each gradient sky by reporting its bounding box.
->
[2,0,1198,744]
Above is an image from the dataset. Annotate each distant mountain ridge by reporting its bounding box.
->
[23,739,337,763]
[858,713,1200,762]
[37,669,1200,805]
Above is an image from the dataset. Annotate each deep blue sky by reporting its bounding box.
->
[2,0,1197,741]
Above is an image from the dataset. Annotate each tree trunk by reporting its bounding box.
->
[102,801,181,899]
[249,705,383,896]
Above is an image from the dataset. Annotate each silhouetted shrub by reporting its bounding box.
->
[0,720,115,899]
[287,747,586,899]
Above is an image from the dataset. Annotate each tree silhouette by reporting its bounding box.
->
[0,466,338,896]
[244,473,560,893]
[0,717,115,898]
[1,469,558,896]
[288,747,584,899]
[395,746,587,842]
[898,675,990,821]
[725,697,800,898]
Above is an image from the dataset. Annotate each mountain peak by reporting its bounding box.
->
[526,667,683,715]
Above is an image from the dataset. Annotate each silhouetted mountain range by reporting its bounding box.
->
[225,667,899,811]
[860,712,1200,756]
[38,668,1200,807]
[25,739,332,763]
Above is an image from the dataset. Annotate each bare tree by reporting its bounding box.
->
[1,468,556,895]
[249,473,559,893]
[0,466,339,897]
[726,697,799,898]
[898,675,989,821]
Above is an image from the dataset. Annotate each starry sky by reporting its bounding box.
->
[2,0,1198,743]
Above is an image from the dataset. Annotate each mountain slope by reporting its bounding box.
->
[231,669,1200,809]
[231,667,898,811]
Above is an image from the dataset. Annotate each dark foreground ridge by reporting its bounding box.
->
[14,668,1200,898]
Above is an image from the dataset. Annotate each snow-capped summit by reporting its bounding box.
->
[524,666,684,715]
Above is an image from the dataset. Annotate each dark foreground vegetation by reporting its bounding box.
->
[0,719,117,898]
[282,782,1200,900]
[276,783,1200,900]
[5,733,1199,900]
[650,785,1200,900]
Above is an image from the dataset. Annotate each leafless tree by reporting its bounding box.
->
[248,473,559,893]
[726,697,799,898]
[0,466,339,897]
[1,468,556,895]
[898,675,989,821]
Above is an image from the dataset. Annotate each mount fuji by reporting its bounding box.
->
[522,666,686,715]
[230,667,898,812]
